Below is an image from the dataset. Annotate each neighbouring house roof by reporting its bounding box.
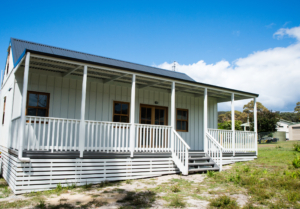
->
[9,38,259,97]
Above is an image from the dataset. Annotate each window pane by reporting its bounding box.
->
[114,103,121,114]
[146,120,151,124]
[177,110,182,120]
[113,115,120,122]
[155,120,159,125]
[155,109,159,121]
[160,121,164,125]
[28,93,38,107]
[38,95,48,108]
[160,109,164,121]
[182,121,187,131]
[37,109,47,117]
[182,111,187,120]
[177,121,181,130]
[121,116,128,123]
[146,108,151,120]
[121,103,128,115]
[141,119,146,124]
[141,107,146,120]
[27,108,37,116]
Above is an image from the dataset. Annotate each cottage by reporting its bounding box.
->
[0,38,259,194]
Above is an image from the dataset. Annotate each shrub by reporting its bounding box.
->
[210,195,238,208]
[207,170,215,177]
[292,155,300,168]
[293,143,300,152]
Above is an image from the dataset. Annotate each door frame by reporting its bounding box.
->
[139,104,168,125]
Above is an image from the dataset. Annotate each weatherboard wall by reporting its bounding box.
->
[11,69,218,150]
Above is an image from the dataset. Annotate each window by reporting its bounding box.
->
[26,91,50,117]
[2,97,6,125]
[176,109,188,132]
[113,101,130,123]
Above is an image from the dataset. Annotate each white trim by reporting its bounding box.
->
[231,93,235,156]
[79,65,88,157]
[203,88,208,153]
[130,74,136,157]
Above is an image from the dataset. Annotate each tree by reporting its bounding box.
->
[218,110,248,123]
[243,101,268,114]
[295,102,300,113]
[250,110,279,132]
[218,120,243,131]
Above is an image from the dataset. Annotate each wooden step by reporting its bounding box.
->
[189,162,215,166]
[189,167,219,172]
[189,157,210,161]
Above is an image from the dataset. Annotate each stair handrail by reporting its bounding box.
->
[172,129,190,175]
[206,132,223,171]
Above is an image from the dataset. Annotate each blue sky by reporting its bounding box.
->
[1,0,300,111]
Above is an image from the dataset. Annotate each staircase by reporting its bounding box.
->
[188,151,220,173]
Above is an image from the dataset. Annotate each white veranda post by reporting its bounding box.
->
[203,88,208,153]
[231,93,235,156]
[254,97,258,155]
[79,65,88,157]
[130,74,136,157]
[171,82,175,152]
[18,52,30,159]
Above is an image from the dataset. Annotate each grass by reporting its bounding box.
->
[204,141,300,208]
[210,195,238,208]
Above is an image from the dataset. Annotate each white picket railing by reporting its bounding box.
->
[208,128,256,153]
[207,129,233,153]
[206,132,223,171]
[10,116,21,150]
[235,130,256,152]
[24,116,80,152]
[134,124,172,152]
[172,130,190,175]
[85,120,131,152]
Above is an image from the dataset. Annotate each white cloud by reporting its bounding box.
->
[157,26,300,111]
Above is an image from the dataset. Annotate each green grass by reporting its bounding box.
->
[210,195,239,209]
[204,141,300,208]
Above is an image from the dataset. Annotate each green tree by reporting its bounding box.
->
[250,110,279,132]
[218,110,248,123]
[243,101,268,114]
[295,102,300,112]
[218,120,243,130]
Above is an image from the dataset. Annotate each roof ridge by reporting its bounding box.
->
[11,38,187,75]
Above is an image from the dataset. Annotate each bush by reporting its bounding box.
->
[293,143,300,152]
[292,155,300,168]
[210,195,238,208]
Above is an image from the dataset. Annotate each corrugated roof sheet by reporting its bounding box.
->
[10,38,195,82]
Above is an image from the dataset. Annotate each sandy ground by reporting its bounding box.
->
[0,165,250,209]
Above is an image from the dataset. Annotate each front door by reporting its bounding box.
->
[139,105,168,148]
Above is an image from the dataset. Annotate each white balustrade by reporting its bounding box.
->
[135,124,172,152]
[24,116,80,152]
[10,116,21,150]
[235,130,256,152]
[208,129,233,153]
[85,120,131,152]
[172,130,190,175]
[206,132,223,171]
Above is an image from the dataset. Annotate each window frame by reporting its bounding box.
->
[176,108,189,132]
[26,91,50,117]
[6,49,10,75]
[2,97,6,125]
[112,101,130,123]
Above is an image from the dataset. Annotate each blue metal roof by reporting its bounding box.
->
[10,38,195,82]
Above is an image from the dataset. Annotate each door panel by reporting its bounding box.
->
[139,105,168,148]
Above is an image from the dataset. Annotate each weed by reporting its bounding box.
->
[55,183,63,192]
[207,170,215,177]
[118,190,156,207]
[169,195,186,208]
[83,182,92,189]
[210,195,238,208]
[125,179,132,184]
[287,191,300,202]
[36,199,46,209]
[81,198,107,208]
[171,183,180,193]
[292,155,300,168]
[243,166,250,173]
